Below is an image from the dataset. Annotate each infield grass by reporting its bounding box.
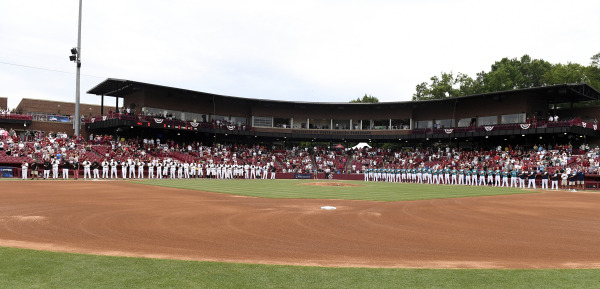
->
[1,247,599,289]
[132,178,534,201]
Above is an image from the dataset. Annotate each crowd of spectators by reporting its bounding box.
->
[1,128,599,185]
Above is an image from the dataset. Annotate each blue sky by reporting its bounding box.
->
[1,0,599,109]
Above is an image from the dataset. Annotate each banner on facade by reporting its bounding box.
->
[520,124,531,129]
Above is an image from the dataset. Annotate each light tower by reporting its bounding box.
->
[69,0,83,137]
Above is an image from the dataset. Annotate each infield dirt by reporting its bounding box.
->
[0,181,599,269]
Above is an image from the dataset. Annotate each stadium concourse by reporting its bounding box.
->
[1,127,599,190]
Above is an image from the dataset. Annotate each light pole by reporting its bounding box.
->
[69,0,82,137]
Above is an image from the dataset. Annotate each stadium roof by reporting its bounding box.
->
[87,78,600,105]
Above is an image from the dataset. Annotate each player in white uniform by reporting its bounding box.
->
[170,161,177,179]
[52,158,59,179]
[177,162,183,179]
[121,161,128,179]
[148,160,155,179]
[21,161,28,180]
[163,162,169,178]
[101,159,109,179]
[188,162,195,178]
[137,160,145,179]
[110,159,118,179]
[156,162,163,179]
[61,159,69,180]
[128,160,136,179]
[82,160,91,179]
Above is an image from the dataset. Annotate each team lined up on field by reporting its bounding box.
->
[21,158,277,180]
[363,167,586,190]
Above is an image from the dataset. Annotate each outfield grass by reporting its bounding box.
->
[131,179,534,201]
[1,247,598,289]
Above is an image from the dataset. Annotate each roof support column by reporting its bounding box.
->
[349,119,352,130]
[100,94,104,115]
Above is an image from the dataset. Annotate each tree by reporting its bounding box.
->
[411,53,599,101]
[483,55,552,91]
[591,52,600,68]
[543,63,588,84]
[350,94,379,103]
[411,72,468,101]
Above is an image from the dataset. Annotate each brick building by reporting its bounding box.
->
[16,98,102,117]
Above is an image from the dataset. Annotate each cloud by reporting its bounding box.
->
[1,0,599,109]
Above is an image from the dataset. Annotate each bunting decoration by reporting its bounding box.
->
[444,129,453,134]
[154,118,164,124]
[190,122,199,128]
[582,122,587,128]
[520,124,531,129]
[484,126,494,131]
[102,116,107,121]
[90,118,95,123]
[227,125,236,131]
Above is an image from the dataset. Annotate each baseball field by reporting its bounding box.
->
[1,179,599,288]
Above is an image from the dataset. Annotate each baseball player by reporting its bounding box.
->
[110,159,118,179]
[61,159,69,180]
[527,170,536,189]
[169,161,176,179]
[82,159,92,179]
[550,170,559,190]
[21,160,28,180]
[148,160,155,179]
[137,160,145,179]
[128,159,136,179]
[92,160,100,179]
[43,158,51,180]
[540,169,549,189]
[501,169,509,187]
[121,160,128,179]
[156,161,163,179]
[177,162,183,179]
[101,159,109,179]
[52,158,59,179]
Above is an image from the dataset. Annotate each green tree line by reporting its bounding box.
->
[412,53,600,101]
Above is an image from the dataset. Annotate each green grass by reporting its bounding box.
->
[1,247,598,289]
[131,179,534,201]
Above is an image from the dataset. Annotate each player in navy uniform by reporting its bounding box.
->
[550,170,559,190]
[527,169,536,189]
[540,169,549,190]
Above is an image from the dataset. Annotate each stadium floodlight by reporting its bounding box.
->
[71,0,82,137]
[69,48,78,62]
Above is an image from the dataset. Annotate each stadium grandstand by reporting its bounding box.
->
[1,79,600,188]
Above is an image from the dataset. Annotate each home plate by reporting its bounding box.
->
[321,206,337,210]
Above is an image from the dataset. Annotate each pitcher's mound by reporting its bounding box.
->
[299,182,363,187]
